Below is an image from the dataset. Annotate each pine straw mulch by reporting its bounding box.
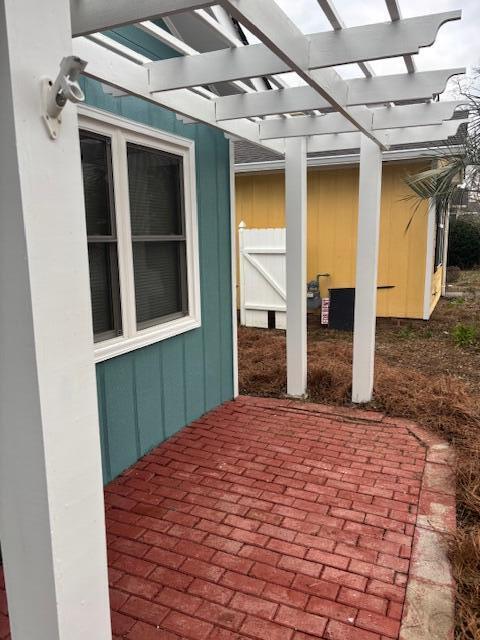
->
[238,326,480,639]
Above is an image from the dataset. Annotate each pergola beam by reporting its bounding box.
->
[317,0,344,29]
[306,119,467,153]
[381,120,468,146]
[73,37,284,155]
[386,0,416,73]
[317,0,374,78]
[215,68,465,120]
[136,22,256,97]
[220,0,384,147]
[147,12,459,92]
[70,0,212,36]
[385,0,401,21]
[372,101,465,129]
[259,101,466,139]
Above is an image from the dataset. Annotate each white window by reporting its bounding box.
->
[78,107,201,362]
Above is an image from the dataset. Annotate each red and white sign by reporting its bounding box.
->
[321,297,330,325]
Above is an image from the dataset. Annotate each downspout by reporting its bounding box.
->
[441,203,451,296]
[422,197,436,320]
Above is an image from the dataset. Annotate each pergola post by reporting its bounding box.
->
[285,137,308,397]
[0,1,111,638]
[352,134,383,403]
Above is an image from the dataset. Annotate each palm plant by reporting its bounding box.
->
[405,73,480,216]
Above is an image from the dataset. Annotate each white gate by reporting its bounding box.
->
[239,222,286,329]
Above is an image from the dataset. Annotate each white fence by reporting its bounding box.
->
[239,223,286,329]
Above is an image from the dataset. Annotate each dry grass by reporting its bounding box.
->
[239,317,480,639]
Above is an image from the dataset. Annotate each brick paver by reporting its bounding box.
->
[0,396,438,639]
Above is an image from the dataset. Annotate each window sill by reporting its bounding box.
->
[93,315,201,363]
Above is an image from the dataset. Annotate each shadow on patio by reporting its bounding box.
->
[0,396,455,640]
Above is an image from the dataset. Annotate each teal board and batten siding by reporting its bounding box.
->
[82,26,234,483]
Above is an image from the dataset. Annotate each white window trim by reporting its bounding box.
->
[78,105,201,363]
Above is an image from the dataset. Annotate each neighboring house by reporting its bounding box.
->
[235,120,466,320]
[449,188,480,219]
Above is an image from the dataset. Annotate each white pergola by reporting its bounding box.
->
[0,0,467,637]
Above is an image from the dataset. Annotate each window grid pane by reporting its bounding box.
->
[88,243,122,342]
[132,241,187,329]
[127,142,188,329]
[127,143,184,236]
[80,129,122,341]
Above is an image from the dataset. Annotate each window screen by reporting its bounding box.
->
[127,143,188,329]
[80,130,122,341]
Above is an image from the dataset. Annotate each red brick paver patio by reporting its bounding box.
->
[0,396,455,640]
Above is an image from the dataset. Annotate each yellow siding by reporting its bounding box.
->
[236,162,431,319]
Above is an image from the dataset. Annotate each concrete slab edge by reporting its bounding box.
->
[394,423,456,640]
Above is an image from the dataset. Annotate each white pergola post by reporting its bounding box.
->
[0,1,111,639]
[285,137,308,397]
[352,135,383,403]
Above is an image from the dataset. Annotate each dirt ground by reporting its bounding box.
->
[376,270,480,387]
[238,269,480,639]
[239,269,480,397]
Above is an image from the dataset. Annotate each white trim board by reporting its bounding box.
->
[78,106,201,362]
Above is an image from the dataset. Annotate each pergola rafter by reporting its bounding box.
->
[259,101,466,139]
[306,119,467,153]
[70,0,211,36]
[317,0,375,78]
[386,0,417,73]
[147,12,459,92]
[136,21,257,98]
[213,68,465,120]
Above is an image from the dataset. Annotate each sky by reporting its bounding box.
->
[250,0,479,92]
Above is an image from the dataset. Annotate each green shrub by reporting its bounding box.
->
[448,219,480,269]
[452,324,478,348]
